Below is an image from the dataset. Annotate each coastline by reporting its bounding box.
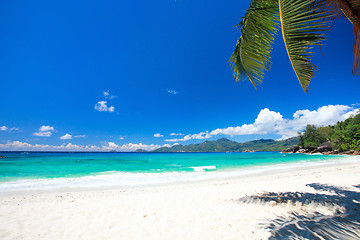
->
[0,153,358,193]
[1,160,360,239]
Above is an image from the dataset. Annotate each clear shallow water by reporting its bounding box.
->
[0,152,358,192]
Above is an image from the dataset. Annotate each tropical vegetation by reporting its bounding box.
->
[231,0,360,92]
[299,113,360,151]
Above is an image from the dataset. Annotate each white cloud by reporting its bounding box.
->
[116,143,171,152]
[33,132,52,137]
[119,137,125,140]
[33,125,55,137]
[95,101,115,112]
[103,90,117,99]
[165,105,359,142]
[107,142,118,148]
[154,133,164,137]
[74,135,88,138]
[167,90,178,95]
[276,135,293,141]
[190,131,212,139]
[0,141,172,152]
[210,105,352,137]
[165,131,212,142]
[170,133,184,136]
[0,126,20,132]
[212,105,359,137]
[1,141,33,148]
[0,141,87,151]
[210,108,285,136]
[342,108,360,119]
[60,133,72,140]
[39,126,54,132]
[1,126,20,132]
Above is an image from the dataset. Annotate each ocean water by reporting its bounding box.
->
[0,152,358,192]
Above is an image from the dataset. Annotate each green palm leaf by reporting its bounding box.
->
[279,0,332,92]
[230,0,279,88]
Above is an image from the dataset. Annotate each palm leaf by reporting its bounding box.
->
[319,0,360,75]
[332,0,360,75]
[230,0,279,88]
[301,0,360,76]
[279,0,333,92]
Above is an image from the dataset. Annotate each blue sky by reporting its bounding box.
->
[0,0,359,151]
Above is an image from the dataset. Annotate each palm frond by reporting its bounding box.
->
[331,0,360,75]
[317,0,345,20]
[279,0,332,92]
[310,0,360,75]
[230,0,279,88]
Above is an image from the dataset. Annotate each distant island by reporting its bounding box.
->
[134,137,299,153]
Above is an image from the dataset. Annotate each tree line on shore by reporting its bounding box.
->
[283,113,360,154]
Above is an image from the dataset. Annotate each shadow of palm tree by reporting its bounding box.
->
[238,183,360,239]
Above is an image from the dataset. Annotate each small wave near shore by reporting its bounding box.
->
[1,155,359,193]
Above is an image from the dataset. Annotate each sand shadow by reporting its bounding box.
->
[238,183,360,239]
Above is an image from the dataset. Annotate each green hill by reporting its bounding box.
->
[150,137,299,153]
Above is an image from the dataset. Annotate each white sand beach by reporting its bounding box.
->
[1,161,360,240]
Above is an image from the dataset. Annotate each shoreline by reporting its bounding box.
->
[1,158,359,195]
[1,160,360,239]
[1,154,359,194]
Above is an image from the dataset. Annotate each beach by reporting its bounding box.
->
[1,160,360,239]
[1,0,359,239]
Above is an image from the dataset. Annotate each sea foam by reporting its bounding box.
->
[190,166,216,172]
[0,155,359,193]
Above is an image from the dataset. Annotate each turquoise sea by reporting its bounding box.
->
[0,152,359,192]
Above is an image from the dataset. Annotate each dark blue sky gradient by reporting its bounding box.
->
[0,0,358,148]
